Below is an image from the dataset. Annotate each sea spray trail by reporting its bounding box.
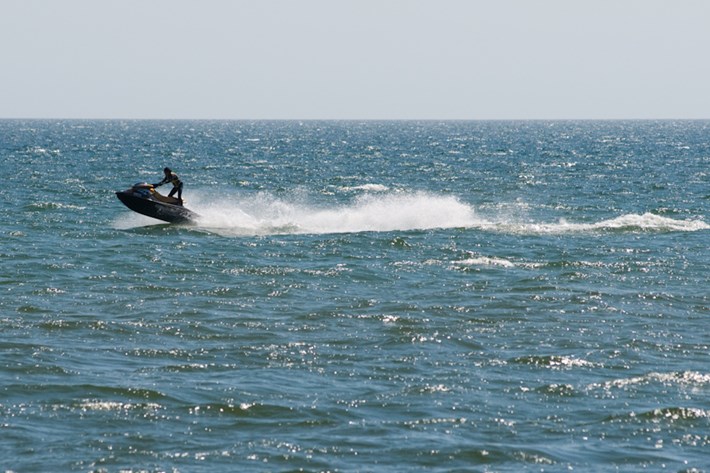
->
[118,189,709,237]
[174,190,482,236]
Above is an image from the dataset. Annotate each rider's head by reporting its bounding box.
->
[164,167,171,175]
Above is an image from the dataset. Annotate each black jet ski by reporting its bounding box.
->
[116,183,199,224]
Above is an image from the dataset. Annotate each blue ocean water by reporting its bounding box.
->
[1,120,709,472]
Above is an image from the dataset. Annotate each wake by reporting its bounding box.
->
[490,213,710,235]
[116,190,709,236]
[190,191,478,236]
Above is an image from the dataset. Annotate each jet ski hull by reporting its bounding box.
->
[116,184,199,224]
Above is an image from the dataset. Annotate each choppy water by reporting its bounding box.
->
[1,120,709,472]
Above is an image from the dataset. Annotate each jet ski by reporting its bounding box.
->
[116,183,199,224]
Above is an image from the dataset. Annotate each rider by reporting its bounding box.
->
[154,167,183,205]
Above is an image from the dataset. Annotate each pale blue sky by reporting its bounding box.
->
[1,0,709,119]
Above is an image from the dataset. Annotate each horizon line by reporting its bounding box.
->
[2,116,709,122]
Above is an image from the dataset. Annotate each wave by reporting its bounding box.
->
[116,190,709,236]
[587,371,710,391]
[76,400,162,412]
[338,183,390,193]
[510,355,597,369]
[26,202,86,211]
[604,406,710,425]
[634,407,710,421]
[453,256,517,268]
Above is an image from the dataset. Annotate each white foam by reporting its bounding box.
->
[568,213,708,233]
[484,212,709,234]
[454,256,516,268]
[190,191,481,236]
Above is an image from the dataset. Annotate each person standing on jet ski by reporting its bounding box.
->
[153,167,183,205]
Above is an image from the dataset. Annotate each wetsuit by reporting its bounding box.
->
[156,171,183,202]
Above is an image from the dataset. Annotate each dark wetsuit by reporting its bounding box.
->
[156,171,183,202]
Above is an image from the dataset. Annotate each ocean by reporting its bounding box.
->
[1,119,708,472]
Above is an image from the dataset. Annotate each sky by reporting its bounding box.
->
[1,0,709,120]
